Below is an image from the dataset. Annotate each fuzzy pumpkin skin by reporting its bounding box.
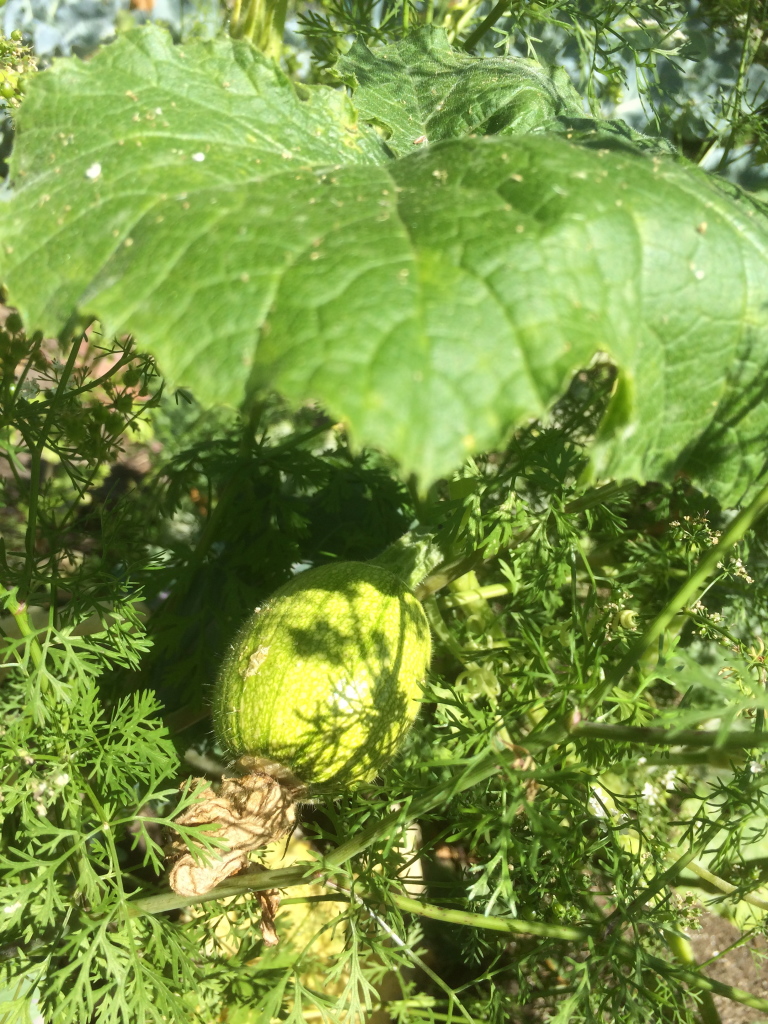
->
[213,561,431,786]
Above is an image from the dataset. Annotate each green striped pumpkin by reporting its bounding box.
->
[213,561,431,786]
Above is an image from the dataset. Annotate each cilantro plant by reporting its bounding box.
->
[3,2,768,1022]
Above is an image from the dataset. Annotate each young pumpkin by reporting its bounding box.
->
[213,560,432,787]
[168,547,438,897]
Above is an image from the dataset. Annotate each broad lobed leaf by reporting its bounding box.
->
[2,25,768,501]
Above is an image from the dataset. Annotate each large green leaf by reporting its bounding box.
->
[335,26,584,157]
[1,25,768,501]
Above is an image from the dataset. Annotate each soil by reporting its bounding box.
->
[688,912,768,1024]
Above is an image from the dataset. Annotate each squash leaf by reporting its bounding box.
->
[1,25,768,501]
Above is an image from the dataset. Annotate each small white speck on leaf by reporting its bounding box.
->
[85,162,102,180]
[192,152,205,162]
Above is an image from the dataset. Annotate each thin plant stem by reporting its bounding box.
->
[634,947,768,1014]
[461,0,508,52]
[688,860,768,912]
[18,331,84,601]
[561,721,768,752]
[230,0,245,36]
[125,853,768,1013]
[718,0,756,173]
[66,344,134,397]
[0,583,44,672]
[325,879,476,1024]
[602,813,730,932]
[4,333,42,423]
[126,759,556,917]
[586,480,768,713]
[389,893,588,941]
[664,930,723,1024]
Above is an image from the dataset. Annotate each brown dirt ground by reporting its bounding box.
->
[688,913,768,1024]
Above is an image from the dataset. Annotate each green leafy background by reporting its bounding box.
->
[2,25,768,501]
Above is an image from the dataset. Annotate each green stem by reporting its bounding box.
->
[717,0,755,174]
[558,721,768,752]
[126,757,550,917]
[664,930,723,1024]
[602,815,728,932]
[687,860,768,913]
[66,344,135,397]
[461,0,508,52]
[0,582,44,672]
[413,547,490,601]
[324,878,477,1024]
[19,331,84,601]
[390,893,588,941]
[636,947,768,1014]
[369,524,446,591]
[586,480,768,713]
[125,852,768,1013]
[4,333,42,424]
[268,0,288,58]
[229,0,286,58]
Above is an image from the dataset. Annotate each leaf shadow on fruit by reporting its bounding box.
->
[273,573,429,786]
